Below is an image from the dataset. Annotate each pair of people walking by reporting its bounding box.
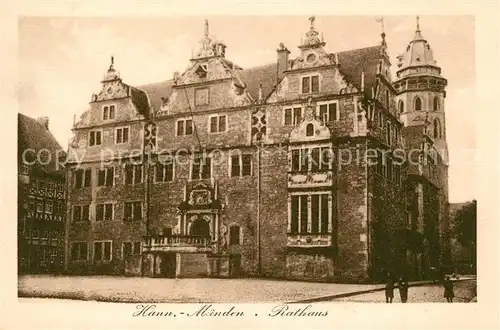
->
[385,274,409,303]
[443,276,455,303]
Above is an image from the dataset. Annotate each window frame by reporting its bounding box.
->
[115,126,130,144]
[229,153,253,177]
[97,167,115,187]
[316,100,340,122]
[123,201,143,222]
[95,202,114,222]
[71,241,88,262]
[154,160,175,183]
[289,191,331,235]
[102,104,116,121]
[301,74,321,94]
[93,240,113,262]
[124,164,143,185]
[122,241,142,258]
[414,96,422,111]
[176,118,194,137]
[208,114,227,134]
[190,154,213,180]
[283,105,303,126]
[88,129,103,147]
[229,225,241,246]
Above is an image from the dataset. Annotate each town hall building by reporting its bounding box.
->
[65,17,450,283]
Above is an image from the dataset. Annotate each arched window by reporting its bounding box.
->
[306,123,314,137]
[433,96,439,111]
[433,118,441,139]
[414,96,422,111]
[398,100,404,114]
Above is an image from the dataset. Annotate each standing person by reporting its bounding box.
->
[398,277,409,303]
[443,276,455,303]
[385,274,394,303]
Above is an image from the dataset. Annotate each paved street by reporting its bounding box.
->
[332,279,476,303]
[18,275,476,303]
[18,275,382,303]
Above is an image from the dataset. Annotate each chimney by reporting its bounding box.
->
[37,116,49,130]
[276,43,290,82]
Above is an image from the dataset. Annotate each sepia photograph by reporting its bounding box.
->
[15,15,479,306]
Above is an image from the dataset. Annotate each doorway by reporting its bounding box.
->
[160,253,176,278]
[190,216,210,237]
[229,254,241,277]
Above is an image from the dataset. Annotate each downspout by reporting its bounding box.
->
[256,142,262,276]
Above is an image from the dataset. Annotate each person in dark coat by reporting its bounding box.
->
[398,277,409,303]
[443,276,455,303]
[385,274,394,303]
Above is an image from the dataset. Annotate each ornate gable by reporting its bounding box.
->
[289,98,331,143]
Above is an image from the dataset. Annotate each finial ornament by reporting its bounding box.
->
[204,19,209,36]
[309,16,315,29]
[109,55,114,69]
[416,15,420,31]
[375,17,385,33]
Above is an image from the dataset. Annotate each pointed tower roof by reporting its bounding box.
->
[396,16,439,76]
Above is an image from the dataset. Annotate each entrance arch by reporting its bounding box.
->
[190,216,210,237]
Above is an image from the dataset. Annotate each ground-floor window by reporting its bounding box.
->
[229,226,241,246]
[289,193,331,234]
[122,241,141,258]
[93,241,112,262]
[71,242,88,261]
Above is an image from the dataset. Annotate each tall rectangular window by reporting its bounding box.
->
[124,202,142,222]
[93,241,112,262]
[311,148,320,172]
[311,195,320,233]
[176,119,193,136]
[209,115,227,133]
[300,196,308,233]
[123,241,141,258]
[71,242,88,261]
[89,130,102,146]
[291,150,300,172]
[320,194,329,234]
[290,196,299,234]
[115,127,129,144]
[191,155,212,180]
[284,107,302,126]
[229,226,240,245]
[318,101,339,122]
[97,167,114,187]
[302,75,320,94]
[230,154,252,177]
[75,168,91,188]
[96,203,113,221]
[155,162,174,182]
[124,164,142,185]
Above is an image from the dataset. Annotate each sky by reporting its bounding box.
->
[18,16,475,202]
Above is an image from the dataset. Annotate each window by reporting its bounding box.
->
[302,75,320,93]
[176,119,193,136]
[54,201,64,215]
[229,226,240,245]
[115,127,129,144]
[27,197,35,211]
[97,167,114,187]
[306,123,314,137]
[20,163,29,175]
[45,201,53,214]
[385,90,390,107]
[375,150,383,175]
[36,199,44,213]
[93,241,112,262]
[394,165,401,185]
[195,64,207,78]
[124,164,143,185]
[230,154,252,177]
[284,106,302,126]
[71,242,88,261]
[433,118,441,139]
[317,101,339,122]
[387,158,393,181]
[386,121,391,145]
[89,130,102,146]
[155,161,174,182]
[291,147,331,172]
[191,155,212,180]
[290,193,330,235]
[73,205,90,222]
[124,201,142,222]
[398,100,404,114]
[123,241,141,258]
[414,96,422,111]
[209,115,226,133]
[96,203,113,221]
[75,168,92,188]
[103,105,115,120]
[378,111,383,127]
[433,96,439,111]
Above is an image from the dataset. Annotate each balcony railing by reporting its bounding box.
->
[143,235,212,253]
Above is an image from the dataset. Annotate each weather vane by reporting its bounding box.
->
[309,16,315,29]
[375,17,385,34]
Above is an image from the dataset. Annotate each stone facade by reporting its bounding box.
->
[65,17,450,283]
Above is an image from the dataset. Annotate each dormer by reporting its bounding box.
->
[289,98,331,143]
